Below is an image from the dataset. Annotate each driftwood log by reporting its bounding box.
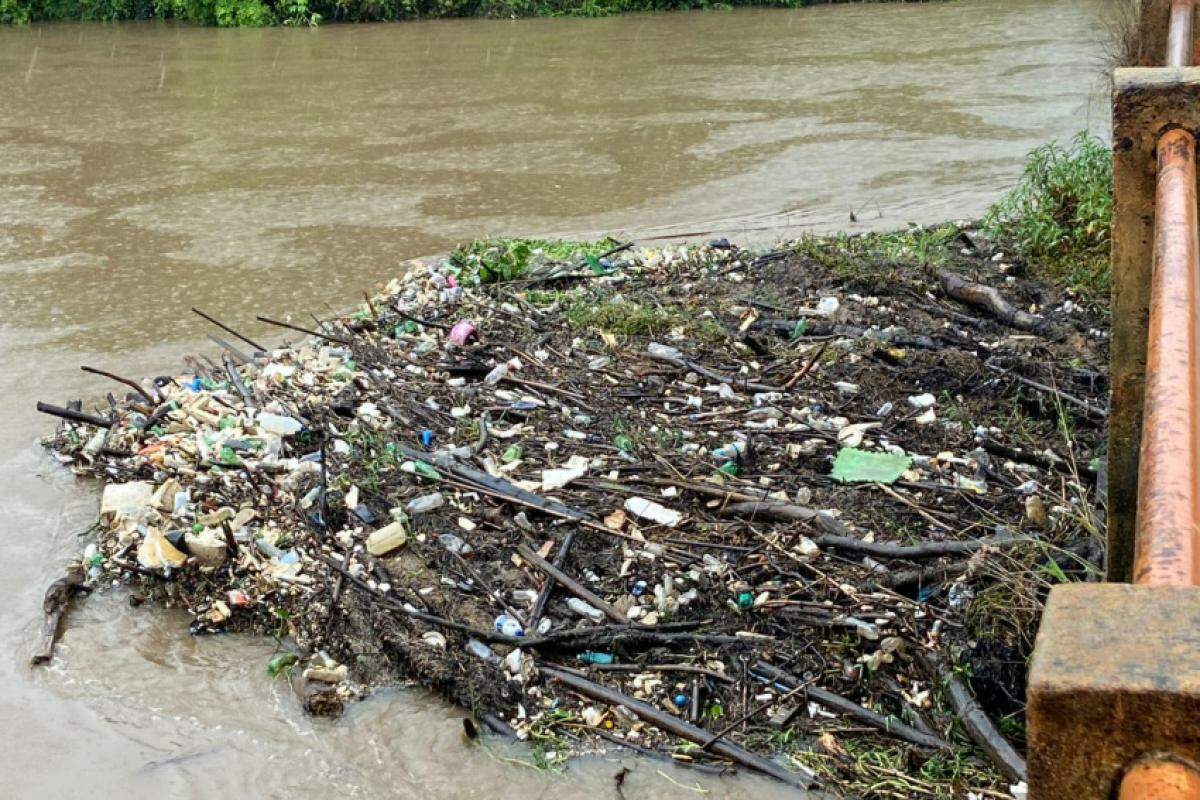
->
[937,270,1045,332]
[31,565,86,665]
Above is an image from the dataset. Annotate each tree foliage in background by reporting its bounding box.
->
[983,132,1112,299]
[0,0,846,25]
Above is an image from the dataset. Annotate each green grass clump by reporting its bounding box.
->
[449,237,613,284]
[793,224,961,283]
[983,132,1112,298]
[565,298,680,335]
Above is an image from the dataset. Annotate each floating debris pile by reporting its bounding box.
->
[40,229,1107,797]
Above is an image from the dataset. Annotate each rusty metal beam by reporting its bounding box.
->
[1140,1,1198,66]
[1168,1,1196,66]
[1133,127,1200,587]
[1108,66,1200,581]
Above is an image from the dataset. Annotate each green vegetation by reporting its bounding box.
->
[565,298,680,335]
[793,223,962,283]
[983,132,1113,298]
[1,0,892,26]
[449,237,615,284]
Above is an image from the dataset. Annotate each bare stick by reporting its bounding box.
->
[986,363,1107,418]
[80,366,157,404]
[719,500,847,536]
[644,346,783,393]
[36,401,112,429]
[222,353,256,410]
[812,532,1028,560]
[701,684,806,752]
[207,333,250,364]
[584,662,735,683]
[527,530,575,630]
[516,543,627,623]
[256,315,351,344]
[192,307,268,353]
[917,652,1027,783]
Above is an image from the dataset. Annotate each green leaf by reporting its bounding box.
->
[831,447,912,484]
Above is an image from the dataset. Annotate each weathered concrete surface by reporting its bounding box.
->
[1108,66,1200,582]
[1027,583,1200,799]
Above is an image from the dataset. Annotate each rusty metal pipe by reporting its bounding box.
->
[1134,127,1200,587]
[1168,1,1196,67]
[1120,758,1200,800]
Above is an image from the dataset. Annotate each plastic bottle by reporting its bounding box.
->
[567,598,604,623]
[465,638,499,663]
[257,412,304,436]
[494,614,525,638]
[577,651,615,665]
[439,533,472,555]
[406,492,445,515]
[484,363,509,385]
[712,441,746,461]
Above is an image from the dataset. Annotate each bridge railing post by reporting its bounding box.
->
[1028,3,1200,798]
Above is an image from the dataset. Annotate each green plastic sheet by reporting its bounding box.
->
[831,447,912,484]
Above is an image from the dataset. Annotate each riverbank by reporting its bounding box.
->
[2,0,938,27]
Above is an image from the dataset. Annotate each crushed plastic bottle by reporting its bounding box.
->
[439,533,473,555]
[712,441,746,461]
[494,614,524,637]
[406,492,445,515]
[465,638,499,663]
[257,412,303,436]
[567,597,604,622]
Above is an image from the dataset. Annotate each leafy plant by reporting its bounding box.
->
[0,0,31,22]
[983,132,1112,298]
[449,237,613,284]
[1,0,851,25]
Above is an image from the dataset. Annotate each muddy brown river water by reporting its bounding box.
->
[1,2,1111,797]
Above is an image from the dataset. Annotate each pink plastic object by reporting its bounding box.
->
[449,320,478,346]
